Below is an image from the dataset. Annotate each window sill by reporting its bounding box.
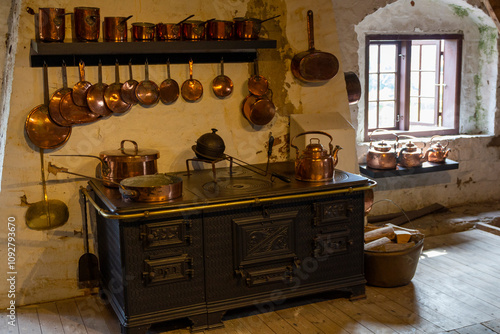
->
[359,159,459,178]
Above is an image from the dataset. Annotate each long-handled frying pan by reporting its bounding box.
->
[291,10,339,83]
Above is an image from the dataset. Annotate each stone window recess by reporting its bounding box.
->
[355,0,498,143]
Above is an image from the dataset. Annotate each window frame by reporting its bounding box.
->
[364,34,463,141]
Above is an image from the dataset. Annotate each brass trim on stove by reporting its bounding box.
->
[81,180,377,220]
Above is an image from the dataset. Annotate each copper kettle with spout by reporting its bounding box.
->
[366,129,399,169]
[398,136,426,168]
[424,135,451,163]
[291,131,341,181]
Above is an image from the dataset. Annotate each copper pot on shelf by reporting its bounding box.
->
[38,8,67,42]
[207,20,233,40]
[424,135,451,163]
[398,138,426,168]
[233,15,280,40]
[132,22,156,41]
[103,16,132,42]
[290,131,341,182]
[181,20,209,40]
[366,129,399,170]
[74,7,100,41]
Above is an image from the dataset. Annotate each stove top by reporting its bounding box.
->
[89,161,370,214]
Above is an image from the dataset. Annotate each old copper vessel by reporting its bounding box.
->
[207,20,233,40]
[132,22,156,41]
[291,131,341,182]
[424,135,451,163]
[103,16,132,42]
[398,139,426,168]
[366,129,399,170]
[74,7,100,41]
[38,8,66,42]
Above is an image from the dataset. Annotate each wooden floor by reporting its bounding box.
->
[3,228,500,334]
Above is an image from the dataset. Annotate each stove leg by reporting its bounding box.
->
[120,324,150,334]
[189,314,208,332]
[207,310,226,329]
[348,283,366,300]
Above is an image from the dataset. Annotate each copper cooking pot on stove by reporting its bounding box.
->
[291,131,341,182]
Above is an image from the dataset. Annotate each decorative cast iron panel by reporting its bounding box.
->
[232,211,298,268]
[313,200,353,226]
[143,254,193,286]
[140,220,192,249]
[313,230,352,259]
[235,265,294,287]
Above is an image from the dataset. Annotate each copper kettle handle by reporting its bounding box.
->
[291,131,333,158]
[429,135,449,148]
[399,134,426,150]
[368,129,399,148]
[120,139,139,155]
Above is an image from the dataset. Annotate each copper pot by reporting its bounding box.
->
[366,129,399,170]
[233,15,280,40]
[132,22,156,41]
[156,15,194,41]
[207,20,233,40]
[74,7,100,41]
[181,20,207,40]
[119,174,183,202]
[424,135,451,163]
[38,8,66,42]
[103,16,132,42]
[99,140,160,187]
[398,140,426,168]
[290,131,341,182]
[242,93,275,126]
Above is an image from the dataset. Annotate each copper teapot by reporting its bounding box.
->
[424,135,451,163]
[366,129,399,169]
[398,137,426,168]
[291,131,341,182]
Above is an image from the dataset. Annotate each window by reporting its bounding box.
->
[365,34,462,140]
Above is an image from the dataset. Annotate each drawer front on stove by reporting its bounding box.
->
[313,199,354,227]
[140,219,192,250]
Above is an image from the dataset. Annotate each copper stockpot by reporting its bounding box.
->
[103,16,132,42]
[156,15,194,40]
[233,15,280,40]
[38,8,66,42]
[99,140,160,187]
[181,20,207,40]
[132,22,156,41]
[291,131,341,182]
[74,7,100,41]
[207,20,233,40]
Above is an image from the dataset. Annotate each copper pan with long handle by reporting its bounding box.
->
[104,61,131,114]
[87,60,112,116]
[72,60,92,107]
[291,10,339,83]
[48,62,73,127]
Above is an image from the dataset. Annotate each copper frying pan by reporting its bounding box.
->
[72,60,92,107]
[291,10,339,83]
[25,63,72,149]
[159,60,179,104]
[87,61,112,116]
[48,62,73,127]
[135,60,160,106]
[120,60,139,105]
[212,58,233,98]
[104,61,132,113]
[248,58,268,96]
[181,59,203,102]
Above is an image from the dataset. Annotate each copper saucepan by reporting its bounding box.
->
[120,60,139,105]
[74,7,100,42]
[233,15,280,40]
[181,59,203,102]
[25,63,72,149]
[212,58,233,98]
[104,61,132,114]
[181,19,214,40]
[132,22,155,41]
[207,20,233,40]
[38,7,67,42]
[248,58,269,96]
[103,15,132,42]
[48,62,73,127]
[156,14,194,40]
[242,90,276,126]
[87,61,112,116]
[72,60,92,107]
[159,60,179,104]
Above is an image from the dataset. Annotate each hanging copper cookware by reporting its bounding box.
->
[248,58,269,96]
[159,60,179,104]
[135,60,160,106]
[38,8,66,42]
[48,62,73,127]
[103,15,132,42]
[233,15,280,40]
[181,59,203,102]
[59,90,100,125]
[344,71,361,105]
[25,63,71,149]
[74,7,100,42]
[156,15,194,40]
[104,61,132,114]
[132,22,155,41]
[242,91,275,126]
[291,10,339,83]
[212,58,233,98]
[87,60,112,116]
[72,60,92,107]
[120,60,139,105]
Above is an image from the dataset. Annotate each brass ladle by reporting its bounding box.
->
[25,149,69,230]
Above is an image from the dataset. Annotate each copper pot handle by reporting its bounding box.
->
[368,129,399,149]
[290,131,333,158]
[120,139,139,155]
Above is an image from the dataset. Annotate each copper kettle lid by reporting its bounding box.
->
[372,141,392,152]
[304,138,328,156]
[100,139,160,162]
[401,141,418,152]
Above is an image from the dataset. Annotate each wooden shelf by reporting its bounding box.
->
[29,39,277,67]
[359,159,459,178]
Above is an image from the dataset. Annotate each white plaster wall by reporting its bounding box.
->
[0,0,349,307]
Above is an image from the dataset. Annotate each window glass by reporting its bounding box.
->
[419,98,435,123]
[421,44,437,70]
[379,73,395,100]
[369,45,379,73]
[379,101,395,128]
[420,72,436,97]
[368,74,379,101]
[368,102,378,129]
[379,45,396,72]
[411,45,420,71]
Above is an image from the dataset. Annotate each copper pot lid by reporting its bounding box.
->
[99,140,159,162]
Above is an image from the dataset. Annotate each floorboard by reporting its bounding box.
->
[8,228,500,334]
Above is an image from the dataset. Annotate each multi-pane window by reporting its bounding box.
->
[365,35,462,140]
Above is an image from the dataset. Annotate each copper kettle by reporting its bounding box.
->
[366,129,399,170]
[424,135,451,163]
[398,137,426,168]
[291,131,341,182]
